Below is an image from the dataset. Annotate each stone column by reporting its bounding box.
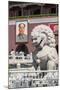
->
[56,4,58,15]
[21,7,23,16]
[17,63,20,69]
[40,5,43,14]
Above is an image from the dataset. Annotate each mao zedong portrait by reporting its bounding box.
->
[16,23,27,42]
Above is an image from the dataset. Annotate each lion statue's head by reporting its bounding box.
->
[31,24,56,48]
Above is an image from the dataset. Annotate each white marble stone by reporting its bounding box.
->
[31,24,58,70]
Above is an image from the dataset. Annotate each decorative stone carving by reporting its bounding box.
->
[31,24,58,70]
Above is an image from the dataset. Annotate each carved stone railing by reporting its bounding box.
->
[8,70,58,88]
[8,54,33,70]
[8,54,58,88]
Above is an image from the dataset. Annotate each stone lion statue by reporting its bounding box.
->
[31,24,58,70]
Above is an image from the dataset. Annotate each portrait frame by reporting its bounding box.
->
[16,20,28,43]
